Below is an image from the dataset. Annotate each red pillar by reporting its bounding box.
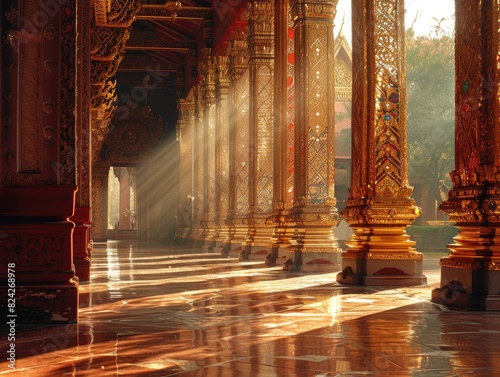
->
[0,1,79,323]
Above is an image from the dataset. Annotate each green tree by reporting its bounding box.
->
[406,23,455,218]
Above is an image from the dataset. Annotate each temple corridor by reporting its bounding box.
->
[2,242,500,376]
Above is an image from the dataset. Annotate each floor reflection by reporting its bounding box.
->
[1,241,500,376]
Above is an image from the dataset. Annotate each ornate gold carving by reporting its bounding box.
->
[291,0,338,20]
[287,0,338,230]
[440,258,483,271]
[341,250,422,261]
[231,71,250,221]
[90,1,138,163]
[340,1,420,259]
[5,32,16,47]
[100,105,163,163]
[227,28,249,82]
[286,19,295,209]
[216,56,231,225]
[93,0,110,27]
[368,253,422,261]
[247,0,274,59]
[341,251,368,259]
[177,96,195,224]
[440,2,500,234]
[91,26,130,61]
[246,0,275,223]
[94,0,140,28]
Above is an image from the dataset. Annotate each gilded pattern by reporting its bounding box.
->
[290,0,336,212]
[248,0,275,216]
[177,97,194,204]
[438,2,500,261]
[255,64,274,213]
[349,0,367,198]
[372,0,405,197]
[286,24,295,208]
[306,24,334,205]
[216,56,231,222]
[452,0,480,187]
[339,0,421,264]
[200,50,217,223]
[193,85,205,227]
[234,71,250,217]
[90,1,139,166]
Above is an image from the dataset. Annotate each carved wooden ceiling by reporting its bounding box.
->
[117,0,247,96]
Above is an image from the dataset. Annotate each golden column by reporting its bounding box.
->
[214,56,231,249]
[191,85,206,245]
[175,96,195,242]
[200,49,219,251]
[225,30,250,256]
[432,1,500,310]
[285,0,341,271]
[241,0,276,260]
[337,0,425,285]
[267,0,291,266]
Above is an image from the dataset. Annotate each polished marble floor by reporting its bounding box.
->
[1,241,500,376]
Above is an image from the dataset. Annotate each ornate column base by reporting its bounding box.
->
[431,226,500,310]
[174,227,193,245]
[214,225,230,253]
[71,206,92,282]
[336,227,426,286]
[190,225,206,247]
[0,221,78,323]
[285,226,342,272]
[266,225,293,266]
[240,226,274,260]
[202,225,220,252]
[226,223,248,256]
[431,258,490,310]
[218,225,234,256]
[0,186,79,323]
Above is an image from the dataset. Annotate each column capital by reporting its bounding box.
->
[199,49,217,104]
[227,29,249,81]
[216,55,230,97]
[291,0,338,21]
[246,0,274,59]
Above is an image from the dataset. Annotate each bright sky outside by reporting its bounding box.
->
[334,0,455,43]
